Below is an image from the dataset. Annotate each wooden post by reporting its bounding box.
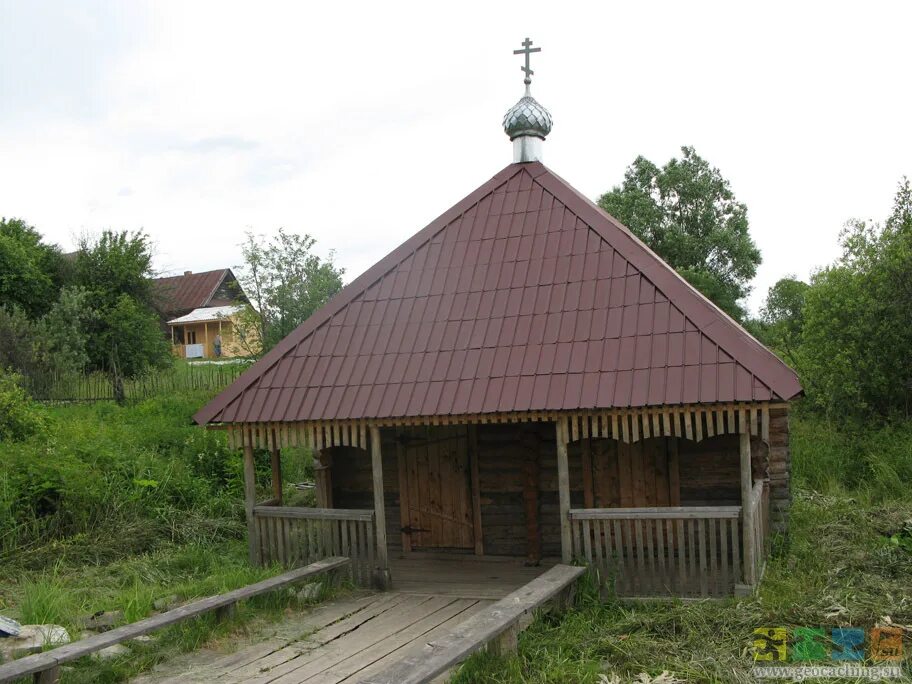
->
[270,447,283,504]
[468,425,484,556]
[523,450,541,565]
[314,450,333,508]
[556,420,572,563]
[396,437,412,553]
[370,426,391,589]
[668,437,681,506]
[243,445,259,565]
[581,437,594,508]
[34,666,61,684]
[204,322,209,358]
[740,431,755,587]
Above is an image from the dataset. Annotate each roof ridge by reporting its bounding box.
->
[532,165,801,401]
[194,164,531,425]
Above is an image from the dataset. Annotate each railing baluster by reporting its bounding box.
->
[582,519,593,564]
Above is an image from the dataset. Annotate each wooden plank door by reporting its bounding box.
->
[400,427,474,549]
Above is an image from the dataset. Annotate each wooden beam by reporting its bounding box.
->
[396,436,412,553]
[270,447,282,504]
[243,445,259,565]
[468,425,484,556]
[314,450,333,508]
[555,420,572,563]
[356,564,585,684]
[522,448,540,564]
[740,431,755,585]
[581,437,594,508]
[369,425,390,588]
[0,558,350,684]
[667,437,681,506]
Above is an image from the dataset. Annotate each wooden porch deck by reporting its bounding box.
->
[389,554,556,598]
[136,558,554,683]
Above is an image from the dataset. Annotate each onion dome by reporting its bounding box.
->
[502,91,553,141]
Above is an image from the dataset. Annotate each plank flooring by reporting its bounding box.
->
[136,558,552,683]
[389,555,555,599]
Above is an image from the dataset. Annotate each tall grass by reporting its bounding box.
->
[791,410,912,500]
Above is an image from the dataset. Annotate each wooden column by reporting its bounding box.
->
[740,431,755,586]
[370,426,391,589]
[396,437,412,553]
[468,425,484,556]
[204,322,209,358]
[522,450,541,565]
[668,437,681,505]
[581,438,594,508]
[243,445,259,565]
[270,447,283,503]
[314,450,333,508]
[556,420,572,563]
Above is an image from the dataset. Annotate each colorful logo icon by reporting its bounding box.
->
[752,626,903,662]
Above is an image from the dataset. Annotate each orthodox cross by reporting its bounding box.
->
[513,37,541,85]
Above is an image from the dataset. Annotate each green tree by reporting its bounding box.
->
[0,218,64,318]
[0,305,39,378]
[34,287,93,376]
[0,368,46,442]
[598,146,761,320]
[74,231,170,402]
[759,276,809,368]
[238,229,344,353]
[801,178,912,418]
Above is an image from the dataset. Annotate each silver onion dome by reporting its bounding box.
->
[502,91,553,141]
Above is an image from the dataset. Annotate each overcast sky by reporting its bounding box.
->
[2,1,910,313]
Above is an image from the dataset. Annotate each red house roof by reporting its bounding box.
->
[196,162,800,426]
[153,269,238,317]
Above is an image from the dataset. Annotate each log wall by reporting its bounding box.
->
[327,415,790,559]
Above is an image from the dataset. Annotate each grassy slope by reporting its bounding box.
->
[2,399,911,682]
[454,413,912,683]
[0,392,320,681]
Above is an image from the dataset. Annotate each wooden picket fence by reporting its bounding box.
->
[25,362,251,403]
[252,505,380,587]
[569,505,748,597]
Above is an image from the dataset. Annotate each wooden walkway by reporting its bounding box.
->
[137,558,551,683]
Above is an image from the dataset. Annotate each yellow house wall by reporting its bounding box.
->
[170,315,260,359]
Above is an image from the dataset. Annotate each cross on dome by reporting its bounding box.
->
[513,37,541,85]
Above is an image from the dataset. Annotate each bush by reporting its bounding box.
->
[0,369,46,442]
[0,390,243,568]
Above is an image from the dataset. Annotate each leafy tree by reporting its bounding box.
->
[238,229,344,353]
[801,178,912,418]
[0,218,64,318]
[73,231,170,402]
[34,287,93,376]
[598,146,761,320]
[0,368,46,442]
[759,277,810,368]
[0,305,39,378]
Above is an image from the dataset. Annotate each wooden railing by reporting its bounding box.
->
[0,558,348,684]
[746,480,770,586]
[252,505,379,587]
[357,565,585,684]
[569,506,744,597]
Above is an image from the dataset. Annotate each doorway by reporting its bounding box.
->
[398,426,474,550]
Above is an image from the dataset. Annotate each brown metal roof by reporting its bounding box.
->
[195,162,801,425]
[153,269,233,316]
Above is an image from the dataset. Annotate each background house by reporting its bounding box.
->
[152,269,254,359]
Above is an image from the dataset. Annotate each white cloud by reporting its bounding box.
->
[1,0,910,312]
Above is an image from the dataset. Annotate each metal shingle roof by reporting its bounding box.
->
[195,162,801,426]
[153,269,233,316]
